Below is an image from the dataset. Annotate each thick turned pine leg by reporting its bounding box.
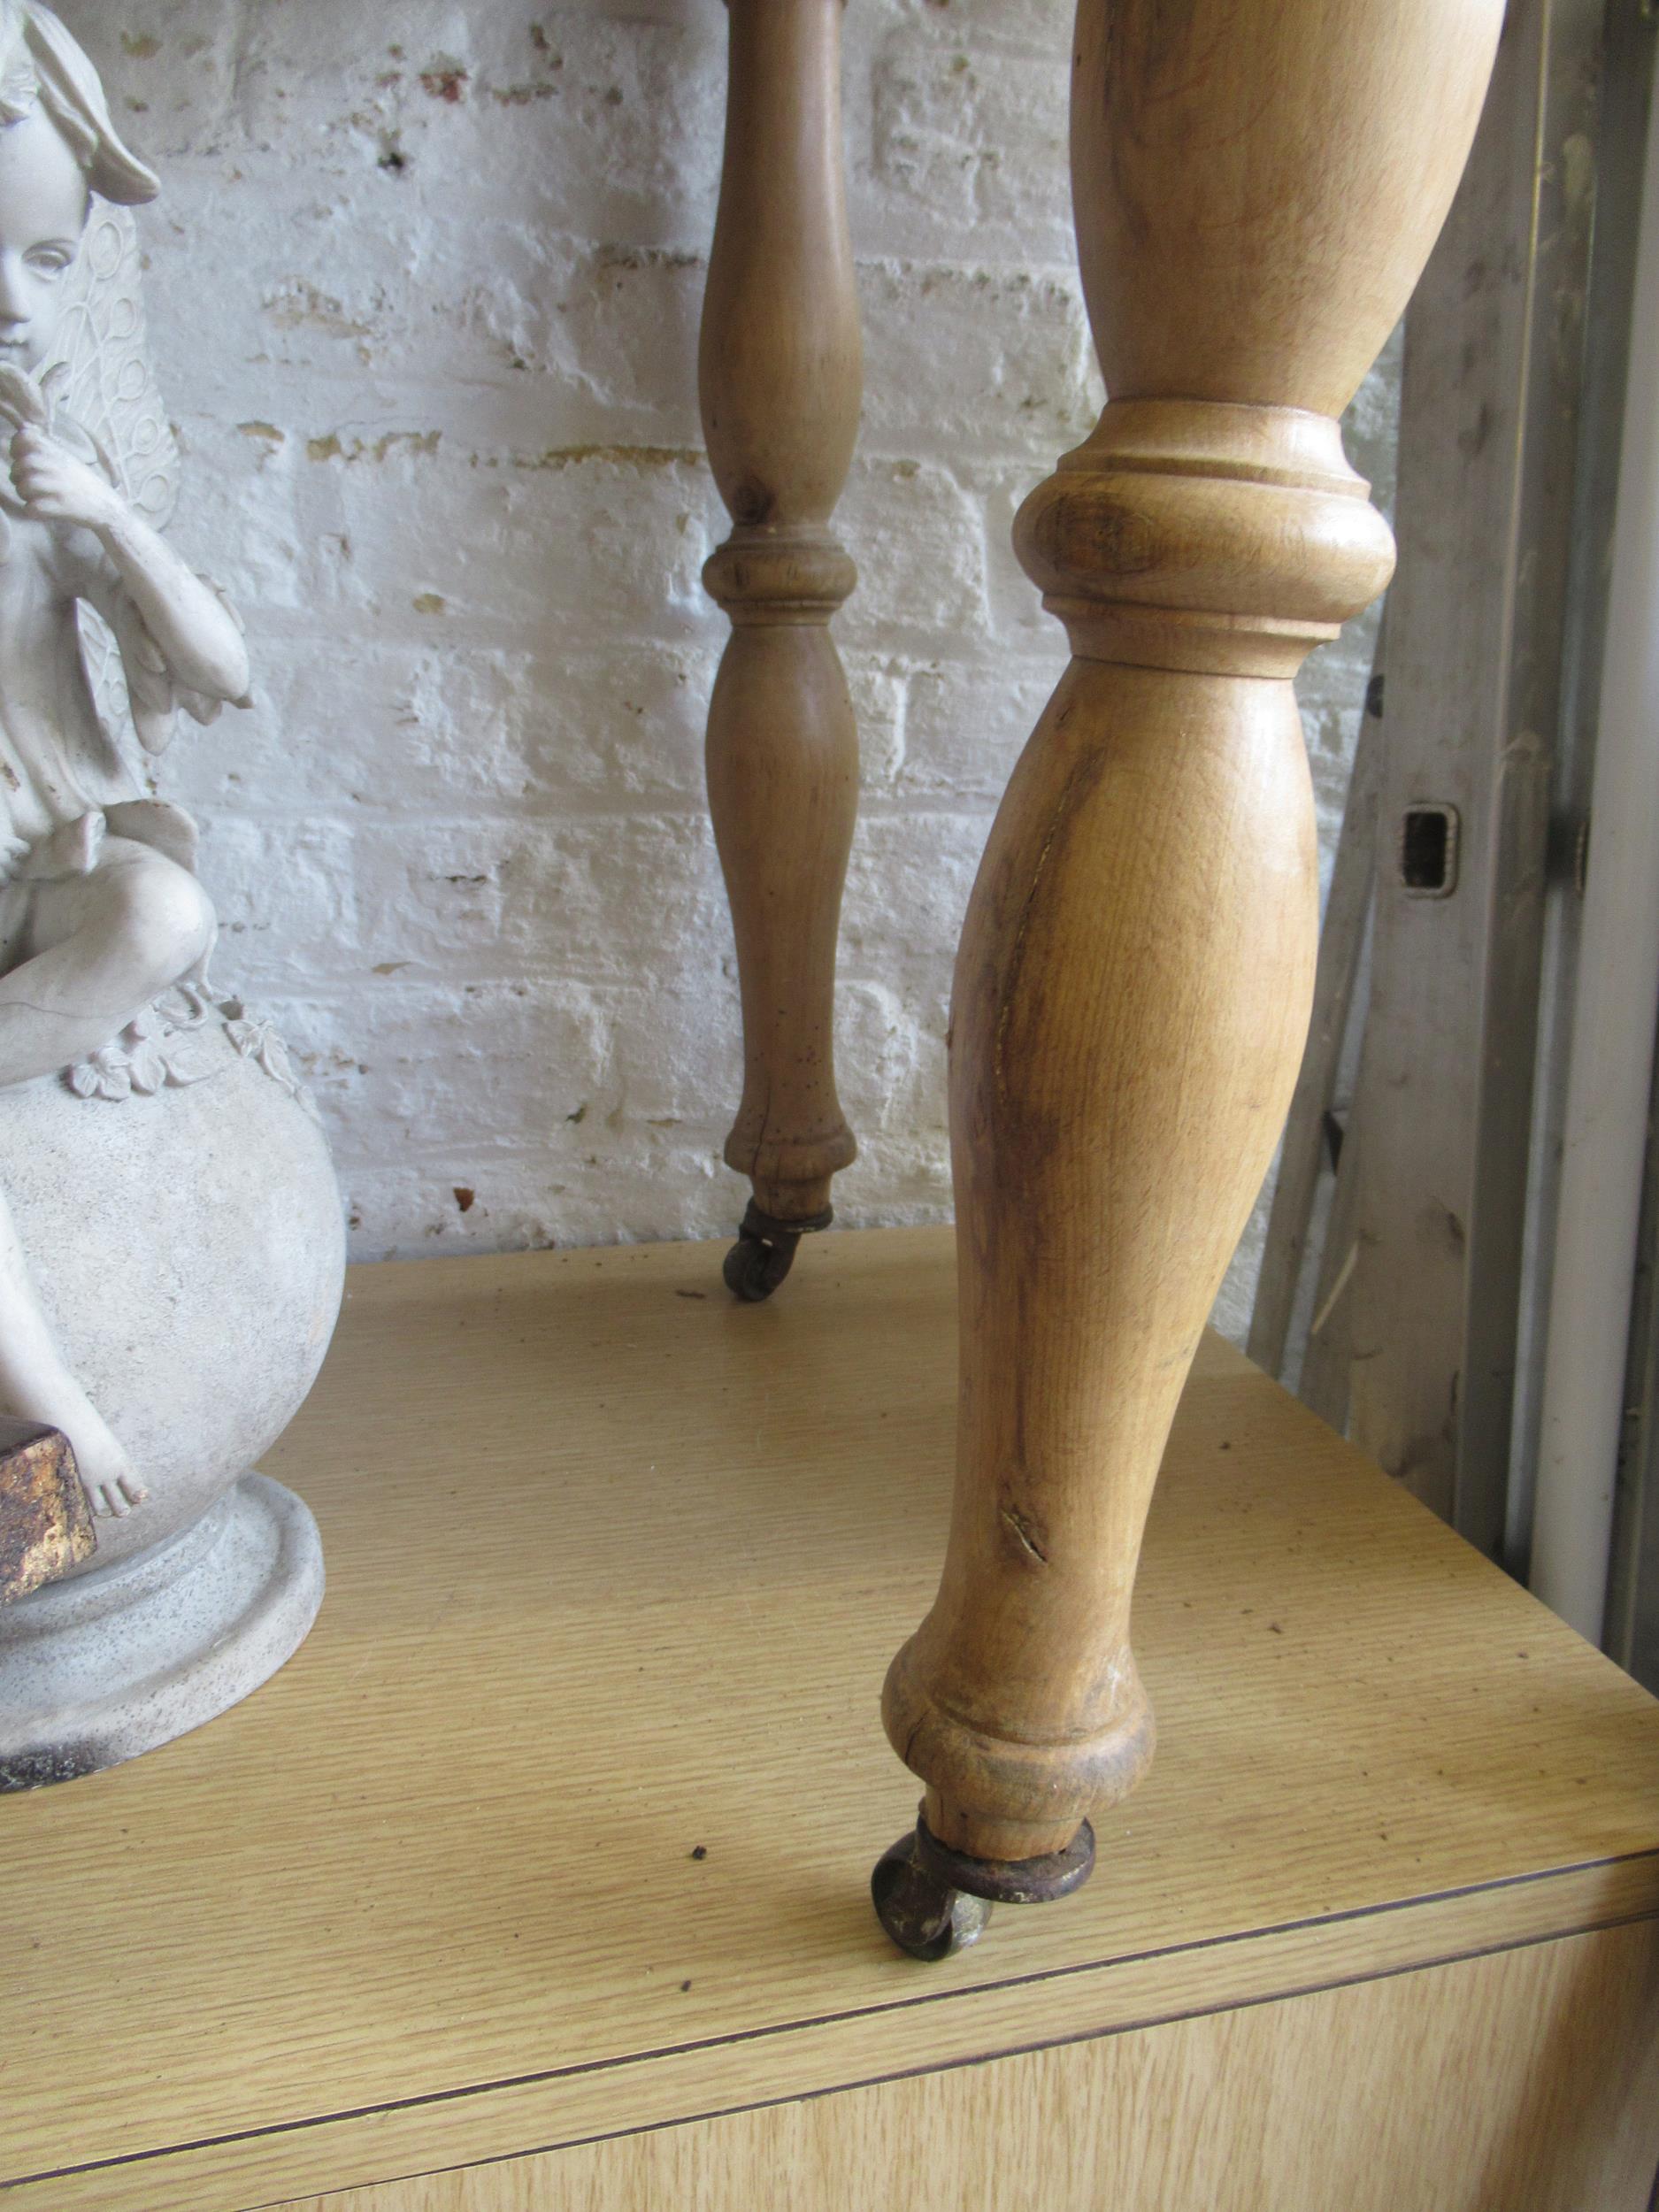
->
[700,0,860,1302]
[874,0,1503,1955]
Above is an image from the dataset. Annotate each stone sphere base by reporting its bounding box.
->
[0,1471,323,1790]
[0,988,343,1787]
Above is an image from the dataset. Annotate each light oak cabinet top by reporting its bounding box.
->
[3,1230,1656,2210]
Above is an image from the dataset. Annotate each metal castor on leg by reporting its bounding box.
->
[872,1807,1096,1961]
[721,1202,833,1302]
[871,1829,993,1960]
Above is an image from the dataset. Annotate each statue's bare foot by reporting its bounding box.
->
[73,1418,149,1520]
[84,1468,150,1519]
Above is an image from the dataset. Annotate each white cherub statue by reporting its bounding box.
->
[0,0,251,1521]
[0,4,344,1788]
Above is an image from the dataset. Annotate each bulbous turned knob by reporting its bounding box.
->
[702,529,857,626]
[1014,399,1396,680]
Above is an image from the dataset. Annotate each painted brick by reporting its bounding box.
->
[52,0,1398,1345]
[867,30,1072,267]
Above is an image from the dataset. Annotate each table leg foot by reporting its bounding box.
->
[872,1809,1094,1961]
[722,1202,833,1303]
[872,1831,992,1961]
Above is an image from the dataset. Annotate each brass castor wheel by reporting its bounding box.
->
[721,1201,833,1303]
[871,1831,993,1960]
[872,1809,1097,1961]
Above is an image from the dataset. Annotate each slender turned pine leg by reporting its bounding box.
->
[872,0,1503,1958]
[700,0,861,1303]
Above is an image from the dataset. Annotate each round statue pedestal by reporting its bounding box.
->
[0,995,345,1789]
[0,1472,321,1788]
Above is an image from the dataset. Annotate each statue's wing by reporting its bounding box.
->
[37,204,180,750]
[45,204,177,527]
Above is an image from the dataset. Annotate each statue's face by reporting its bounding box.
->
[0,106,88,372]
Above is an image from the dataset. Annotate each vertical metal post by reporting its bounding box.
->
[1347,0,1605,1552]
[1532,12,1659,1639]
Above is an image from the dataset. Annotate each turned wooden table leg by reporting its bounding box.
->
[873,0,1503,1958]
[700,0,860,1303]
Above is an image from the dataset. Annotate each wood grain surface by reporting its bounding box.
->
[1,1231,1655,2211]
[280,1921,1659,2212]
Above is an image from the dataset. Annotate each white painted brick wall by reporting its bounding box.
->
[64,1,1395,1336]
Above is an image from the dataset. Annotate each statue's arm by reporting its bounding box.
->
[9,426,250,708]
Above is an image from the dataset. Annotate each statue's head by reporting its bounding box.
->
[0,4,156,372]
